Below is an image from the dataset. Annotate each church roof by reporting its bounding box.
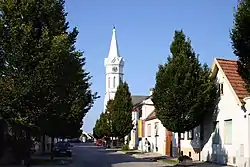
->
[108,27,120,58]
[131,95,149,106]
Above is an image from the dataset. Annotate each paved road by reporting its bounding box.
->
[70,143,169,167]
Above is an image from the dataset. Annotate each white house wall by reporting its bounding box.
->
[201,68,249,167]
[144,118,166,155]
[141,98,154,120]
[172,126,201,161]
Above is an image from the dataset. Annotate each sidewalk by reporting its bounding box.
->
[117,150,230,167]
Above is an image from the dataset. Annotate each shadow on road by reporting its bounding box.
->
[72,143,168,167]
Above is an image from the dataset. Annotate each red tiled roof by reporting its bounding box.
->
[145,110,157,121]
[216,58,249,102]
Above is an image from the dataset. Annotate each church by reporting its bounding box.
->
[103,27,148,111]
[103,27,125,110]
[103,27,150,148]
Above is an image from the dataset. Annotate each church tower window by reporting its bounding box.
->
[113,76,116,88]
[108,77,110,88]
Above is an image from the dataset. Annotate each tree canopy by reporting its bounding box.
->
[152,30,218,133]
[231,0,250,92]
[0,0,98,139]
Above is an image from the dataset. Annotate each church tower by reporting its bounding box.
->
[104,27,124,111]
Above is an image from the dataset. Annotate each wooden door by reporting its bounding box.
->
[165,129,172,156]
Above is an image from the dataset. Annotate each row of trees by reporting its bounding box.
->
[93,82,133,143]
[0,0,98,150]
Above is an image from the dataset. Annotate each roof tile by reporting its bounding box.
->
[216,58,249,101]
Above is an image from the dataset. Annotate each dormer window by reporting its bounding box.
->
[219,83,224,95]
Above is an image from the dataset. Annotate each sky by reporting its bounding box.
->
[64,0,238,133]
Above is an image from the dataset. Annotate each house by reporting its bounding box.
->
[175,58,250,167]
[200,58,250,166]
[128,89,173,156]
[172,125,202,160]
[144,109,172,156]
[128,95,149,149]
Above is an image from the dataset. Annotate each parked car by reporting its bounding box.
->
[53,141,72,157]
[95,139,103,146]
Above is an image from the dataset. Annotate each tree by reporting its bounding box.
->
[93,118,102,139]
[231,0,250,92]
[93,112,109,140]
[0,0,98,141]
[152,30,218,156]
[112,82,133,140]
[105,99,114,138]
[99,112,110,138]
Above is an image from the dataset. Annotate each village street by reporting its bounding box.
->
[66,143,229,167]
[70,143,168,167]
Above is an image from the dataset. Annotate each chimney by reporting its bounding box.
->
[149,88,154,96]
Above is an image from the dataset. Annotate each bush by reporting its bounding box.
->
[178,155,192,162]
[121,144,129,151]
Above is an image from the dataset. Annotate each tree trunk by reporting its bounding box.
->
[178,132,181,158]
[111,137,113,148]
[42,135,45,153]
[50,137,55,160]
[25,130,31,167]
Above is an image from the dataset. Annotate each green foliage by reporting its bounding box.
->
[152,30,218,133]
[112,82,133,138]
[231,0,250,92]
[121,144,129,151]
[104,100,114,137]
[93,118,103,139]
[93,100,114,139]
[0,0,98,138]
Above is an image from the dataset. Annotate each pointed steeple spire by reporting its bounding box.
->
[108,27,120,58]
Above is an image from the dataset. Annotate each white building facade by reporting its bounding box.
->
[104,27,124,111]
[173,58,250,167]
[200,58,250,167]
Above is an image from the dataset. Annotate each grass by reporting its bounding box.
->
[30,158,72,166]
[123,150,145,155]
[161,158,179,165]
[105,148,121,150]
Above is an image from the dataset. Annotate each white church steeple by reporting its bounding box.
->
[104,27,124,111]
[108,27,120,58]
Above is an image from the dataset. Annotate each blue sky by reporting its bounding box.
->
[64,0,238,133]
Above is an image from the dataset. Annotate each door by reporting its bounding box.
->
[165,129,172,156]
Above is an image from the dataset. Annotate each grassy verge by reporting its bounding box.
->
[30,158,72,166]
[105,148,121,150]
[122,150,145,155]
[160,158,179,165]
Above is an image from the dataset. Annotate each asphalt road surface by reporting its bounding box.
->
[70,143,169,167]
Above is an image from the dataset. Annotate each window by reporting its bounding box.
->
[213,121,220,144]
[180,132,185,140]
[147,124,151,137]
[224,119,232,145]
[219,83,224,95]
[187,130,194,140]
[113,76,116,88]
[155,122,159,136]
[108,77,110,88]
